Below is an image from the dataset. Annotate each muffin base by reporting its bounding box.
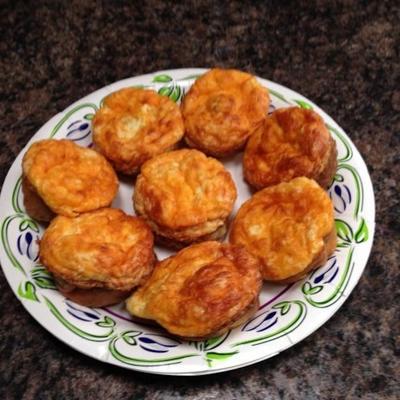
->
[22,176,55,223]
[56,277,132,307]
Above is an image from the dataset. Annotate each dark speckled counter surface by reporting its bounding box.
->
[1,1,399,399]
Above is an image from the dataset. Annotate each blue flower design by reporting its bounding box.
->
[66,120,91,142]
[242,310,278,333]
[312,256,339,285]
[65,301,101,322]
[137,334,180,353]
[330,183,352,214]
[17,231,39,261]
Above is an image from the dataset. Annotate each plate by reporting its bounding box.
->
[0,68,375,375]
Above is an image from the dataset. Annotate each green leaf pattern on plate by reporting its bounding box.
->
[153,74,184,103]
[12,177,23,214]
[294,99,313,109]
[1,214,29,276]
[122,330,141,346]
[18,281,39,302]
[152,74,173,83]
[302,282,323,296]
[204,351,238,368]
[31,265,56,290]
[19,218,40,233]
[336,219,354,247]
[355,218,369,243]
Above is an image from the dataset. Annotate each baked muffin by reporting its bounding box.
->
[92,88,184,175]
[22,139,118,222]
[243,107,337,190]
[230,177,336,283]
[134,149,237,248]
[40,208,155,307]
[126,241,262,340]
[181,68,269,157]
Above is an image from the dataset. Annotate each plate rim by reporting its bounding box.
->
[0,67,376,375]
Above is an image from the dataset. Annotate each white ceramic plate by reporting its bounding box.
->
[0,69,375,375]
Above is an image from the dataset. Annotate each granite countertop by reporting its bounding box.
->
[0,1,398,399]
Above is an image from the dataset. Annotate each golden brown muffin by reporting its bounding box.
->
[230,177,336,283]
[181,68,269,157]
[39,208,155,307]
[92,88,184,175]
[126,241,262,340]
[22,139,118,222]
[133,149,237,248]
[243,107,337,190]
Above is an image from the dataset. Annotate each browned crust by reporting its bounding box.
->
[22,139,118,217]
[129,295,260,341]
[181,68,270,157]
[53,250,158,307]
[133,149,237,243]
[128,281,260,342]
[243,107,337,190]
[126,241,262,340]
[39,208,156,292]
[22,175,55,222]
[180,296,260,341]
[92,88,184,175]
[272,225,337,284]
[229,177,335,282]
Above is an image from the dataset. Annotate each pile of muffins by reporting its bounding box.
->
[22,68,337,340]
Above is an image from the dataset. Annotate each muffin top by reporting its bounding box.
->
[230,177,335,281]
[22,139,118,217]
[243,107,336,189]
[181,68,269,157]
[134,149,237,231]
[126,241,262,339]
[92,88,184,174]
[40,208,155,291]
